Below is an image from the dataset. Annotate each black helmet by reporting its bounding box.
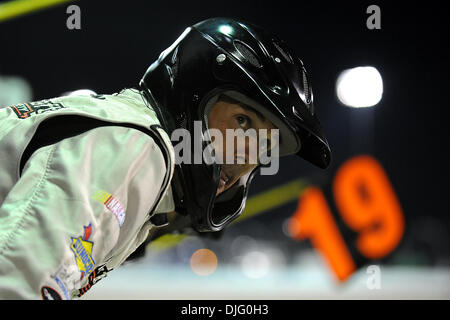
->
[139,17,331,232]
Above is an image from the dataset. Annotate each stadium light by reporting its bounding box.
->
[336,66,383,108]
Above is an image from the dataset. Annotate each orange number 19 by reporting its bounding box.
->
[289,155,405,282]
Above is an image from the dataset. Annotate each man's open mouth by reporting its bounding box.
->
[217,168,231,195]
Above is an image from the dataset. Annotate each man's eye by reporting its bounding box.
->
[236,115,249,128]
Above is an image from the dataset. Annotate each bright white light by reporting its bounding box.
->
[65,89,97,97]
[241,250,270,279]
[336,66,383,108]
[219,25,232,35]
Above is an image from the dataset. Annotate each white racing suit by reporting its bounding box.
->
[0,88,175,299]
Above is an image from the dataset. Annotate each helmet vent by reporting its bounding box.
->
[302,68,311,105]
[233,40,262,68]
[273,41,293,63]
[170,46,179,79]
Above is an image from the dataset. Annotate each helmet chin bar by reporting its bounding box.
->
[209,168,258,228]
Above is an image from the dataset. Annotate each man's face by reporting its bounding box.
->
[207,97,278,195]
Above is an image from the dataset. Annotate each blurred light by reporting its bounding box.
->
[286,217,301,238]
[230,235,258,256]
[219,25,233,35]
[64,89,97,96]
[282,218,294,238]
[241,250,270,279]
[336,66,383,108]
[0,75,32,107]
[190,248,218,276]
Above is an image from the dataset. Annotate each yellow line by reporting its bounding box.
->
[148,178,310,252]
[148,233,189,251]
[233,178,308,224]
[0,0,74,22]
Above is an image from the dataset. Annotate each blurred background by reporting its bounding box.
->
[0,0,448,299]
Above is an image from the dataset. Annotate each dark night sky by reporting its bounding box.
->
[1,0,449,260]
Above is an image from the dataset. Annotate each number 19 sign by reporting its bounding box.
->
[288,155,405,281]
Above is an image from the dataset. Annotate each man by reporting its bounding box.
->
[0,17,331,299]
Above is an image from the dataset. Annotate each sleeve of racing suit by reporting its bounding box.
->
[0,125,167,299]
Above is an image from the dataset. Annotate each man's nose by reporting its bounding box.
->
[235,139,254,165]
[236,134,264,165]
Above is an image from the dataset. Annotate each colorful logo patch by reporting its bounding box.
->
[77,264,111,298]
[10,100,65,119]
[92,190,126,227]
[71,224,95,280]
